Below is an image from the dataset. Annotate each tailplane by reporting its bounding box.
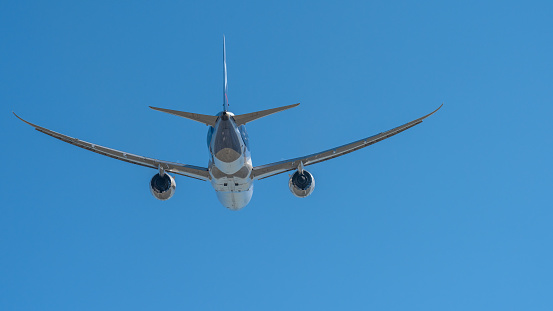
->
[149,106,218,126]
[233,103,300,125]
[149,103,300,126]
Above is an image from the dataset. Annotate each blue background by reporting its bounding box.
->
[2,1,552,310]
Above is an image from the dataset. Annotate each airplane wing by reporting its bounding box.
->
[13,112,211,181]
[251,104,443,180]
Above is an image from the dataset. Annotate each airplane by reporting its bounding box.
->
[13,36,442,211]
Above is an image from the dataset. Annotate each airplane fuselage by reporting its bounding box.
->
[208,111,253,210]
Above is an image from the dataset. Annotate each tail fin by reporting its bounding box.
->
[223,35,229,112]
[233,103,300,126]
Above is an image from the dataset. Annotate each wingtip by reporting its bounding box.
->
[13,111,37,127]
[13,111,24,122]
[419,103,444,120]
[432,103,444,113]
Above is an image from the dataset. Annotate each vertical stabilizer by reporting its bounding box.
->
[223,35,229,112]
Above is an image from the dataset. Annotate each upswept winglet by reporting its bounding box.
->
[13,112,211,181]
[251,104,443,180]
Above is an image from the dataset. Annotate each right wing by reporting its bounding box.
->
[13,112,210,181]
[252,104,442,180]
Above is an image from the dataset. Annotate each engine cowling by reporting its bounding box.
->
[150,173,176,201]
[288,170,315,198]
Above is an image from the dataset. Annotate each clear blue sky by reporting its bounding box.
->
[2,1,552,310]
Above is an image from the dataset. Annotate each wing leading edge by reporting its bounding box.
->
[13,113,210,181]
[252,104,443,180]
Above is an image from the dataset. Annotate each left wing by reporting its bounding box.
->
[251,104,442,180]
[13,112,210,181]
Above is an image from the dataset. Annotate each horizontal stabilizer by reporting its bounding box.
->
[149,106,218,126]
[233,103,300,126]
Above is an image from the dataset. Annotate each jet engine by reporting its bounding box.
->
[288,169,315,198]
[150,172,176,201]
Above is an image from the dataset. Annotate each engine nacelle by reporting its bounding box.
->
[150,173,176,201]
[288,170,315,198]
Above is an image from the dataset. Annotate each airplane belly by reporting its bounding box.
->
[213,154,245,174]
[216,185,253,211]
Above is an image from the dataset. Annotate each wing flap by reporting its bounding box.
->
[252,104,442,180]
[14,112,210,181]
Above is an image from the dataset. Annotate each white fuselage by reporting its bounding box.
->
[208,111,253,210]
